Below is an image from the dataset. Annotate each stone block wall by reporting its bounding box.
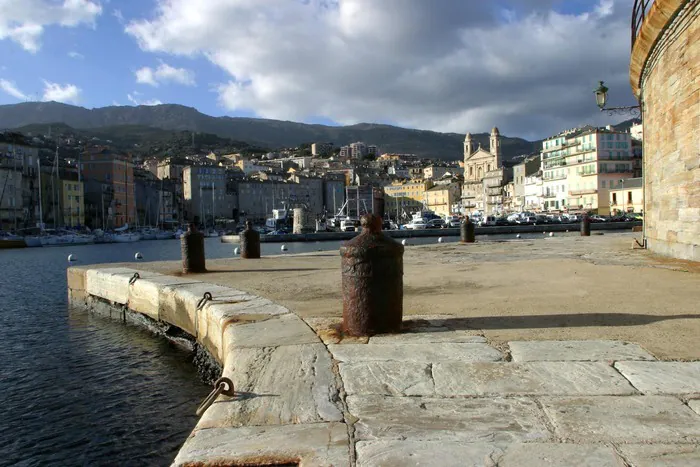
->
[634,0,699,261]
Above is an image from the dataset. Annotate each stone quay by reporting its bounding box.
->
[67,232,700,466]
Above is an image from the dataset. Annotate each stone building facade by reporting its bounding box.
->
[630,0,699,261]
[462,127,502,214]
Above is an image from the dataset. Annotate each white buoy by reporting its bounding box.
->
[438,237,443,243]
[67,254,76,262]
[549,232,554,237]
[281,244,288,252]
[135,252,143,260]
[401,239,408,246]
[516,234,521,239]
[234,247,240,255]
[566,229,569,233]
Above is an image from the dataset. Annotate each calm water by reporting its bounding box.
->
[0,232,560,466]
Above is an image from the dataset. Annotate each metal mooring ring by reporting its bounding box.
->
[128,272,140,285]
[196,292,213,311]
[196,376,235,416]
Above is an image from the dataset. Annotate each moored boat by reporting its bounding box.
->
[113,232,141,243]
[0,231,26,249]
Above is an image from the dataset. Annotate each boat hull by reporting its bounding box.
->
[0,239,26,249]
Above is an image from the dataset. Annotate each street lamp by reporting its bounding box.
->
[594,81,641,117]
[620,178,625,213]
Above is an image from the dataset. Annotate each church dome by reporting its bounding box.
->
[491,127,500,135]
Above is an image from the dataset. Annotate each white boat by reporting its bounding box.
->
[113,232,141,243]
[204,229,220,238]
[139,228,157,240]
[23,236,43,247]
[174,229,185,239]
[40,230,95,246]
[155,230,175,240]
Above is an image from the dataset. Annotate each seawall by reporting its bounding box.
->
[221,221,643,244]
[67,266,350,466]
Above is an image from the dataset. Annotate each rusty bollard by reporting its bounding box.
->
[460,217,475,243]
[182,223,206,273]
[240,220,261,259]
[340,214,404,336]
[580,213,591,237]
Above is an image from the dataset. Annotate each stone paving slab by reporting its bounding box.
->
[541,396,700,443]
[614,361,700,394]
[433,362,637,397]
[509,340,655,362]
[196,344,343,429]
[368,331,487,344]
[355,440,503,467]
[498,443,623,466]
[347,395,550,443]
[173,422,350,467]
[224,313,320,349]
[339,362,434,396]
[328,343,503,363]
[618,443,700,466]
[355,441,623,467]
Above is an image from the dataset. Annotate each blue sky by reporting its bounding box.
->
[0,0,637,139]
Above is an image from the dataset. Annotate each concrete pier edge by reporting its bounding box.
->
[66,251,700,466]
[67,266,351,466]
[221,221,643,244]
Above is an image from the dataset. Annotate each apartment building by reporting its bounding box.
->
[423,166,451,180]
[61,177,85,227]
[311,142,333,157]
[541,126,634,214]
[183,166,236,223]
[512,155,541,211]
[83,148,136,227]
[383,180,432,219]
[609,177,643,214]
[424,182,461,218]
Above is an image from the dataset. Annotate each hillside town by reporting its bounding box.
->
[0,120,643,239]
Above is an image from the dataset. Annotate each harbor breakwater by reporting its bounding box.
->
[221,221,643,244]
[67,266,350,465]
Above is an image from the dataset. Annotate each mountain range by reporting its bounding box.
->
[0,102,540,161]
[0,102,638,162]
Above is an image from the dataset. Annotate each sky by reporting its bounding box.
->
[0,0,639,140]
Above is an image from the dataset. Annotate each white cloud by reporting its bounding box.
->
[0,79,28,100]
[0,0,102,53]
[127,92,163,106]
[113,9,124,24]
[68,51,84,59]
[42,81,81,103]
[125,0,637,138]
[135,61,196,87]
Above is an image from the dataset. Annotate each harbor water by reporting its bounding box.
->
[0,232,573,466]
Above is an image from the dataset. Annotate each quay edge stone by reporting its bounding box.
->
[614,361,700,395]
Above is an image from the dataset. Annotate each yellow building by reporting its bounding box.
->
[423,183,461,218]
[62,179,85,227]
[608,177,643,215]
[383,180,433,218]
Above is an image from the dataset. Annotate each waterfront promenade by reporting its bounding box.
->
[68,232,700,465]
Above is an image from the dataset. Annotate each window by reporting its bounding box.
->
[612,193,617,204]
[67,185,72,191]
[628,192,633,203]
[601,180,606,188]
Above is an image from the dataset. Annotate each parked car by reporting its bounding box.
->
[426,219,446,229]
[495,217,510,226]
[479,216,497,227]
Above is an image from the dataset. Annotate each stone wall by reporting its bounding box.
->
[632,0,700,261]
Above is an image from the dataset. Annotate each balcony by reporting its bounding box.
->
[485,187,502,196]
[569,189,598,196]
[543,173,567,181]
[543,193,559,199]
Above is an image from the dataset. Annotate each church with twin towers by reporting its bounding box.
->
[462,126,512,215]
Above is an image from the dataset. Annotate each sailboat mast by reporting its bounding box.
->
[12,145,17,231]
[52,146,57,229]
[37,159,43,229]
[211,181,215,229]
